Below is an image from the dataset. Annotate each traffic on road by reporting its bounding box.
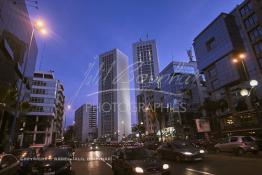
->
[1,137,262,175]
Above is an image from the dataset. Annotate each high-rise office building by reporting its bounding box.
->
[98,49,131,141]
[21,71,64,146]
[75,104,97,143]
[132,39,159,123]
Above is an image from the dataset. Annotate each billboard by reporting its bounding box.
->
[195,119,211,133]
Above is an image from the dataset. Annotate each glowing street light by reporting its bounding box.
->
[240,89,249,97]
[232,58,238,63]
[34,18,48,36]
[35,19,44,28]
[250,80,258,87]
[67,104,71,110]
[239,53,245,59]
[140,122,144,125]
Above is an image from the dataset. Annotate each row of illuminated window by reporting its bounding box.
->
[30,97,55,104]
[31,106,55,113]
[240,2,253,17]
[32,80,56,87]
[31,88,55,95]
[244,14,258,29]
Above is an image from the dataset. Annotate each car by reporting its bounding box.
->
[31,147,72,175]
[0,154,20,175]
[214,136,259,155]
[112,147,170,175]
[29,145,48,157]
[59,145,75,158]
[12,148,37,175]
[157,140,206,162]
[144,141,160,150]
[89,143,99,151]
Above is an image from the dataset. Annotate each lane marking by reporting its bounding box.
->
[101,159,112,168]
[186,168,215,175]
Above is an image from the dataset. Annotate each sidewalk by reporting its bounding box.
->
[208,151,262,159]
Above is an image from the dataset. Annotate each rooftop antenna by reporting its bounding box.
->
[187,48,193,62]
[146,33,149,40]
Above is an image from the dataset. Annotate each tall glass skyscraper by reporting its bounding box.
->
[98,49,131,141]
[132,39,160,123]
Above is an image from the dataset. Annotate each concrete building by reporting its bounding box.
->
[193,1,262,137]
[132,39,160,124]
[75,104,97,143]
[98,49,131,141]
[0,0,38,148]
[21,71,64,146]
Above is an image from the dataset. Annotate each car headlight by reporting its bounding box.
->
[163,164,169,170]
[183,151,193,155]
[200,149,205,154]
[135,167,144,173]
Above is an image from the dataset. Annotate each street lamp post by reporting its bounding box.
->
[232,53,249,80]
[240,80,259,97]
[9,19,48,150]
[240,80,259,109]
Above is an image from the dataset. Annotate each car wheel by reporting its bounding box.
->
[236,148,244,156]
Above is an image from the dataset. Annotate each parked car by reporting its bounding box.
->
[0,154,20,175]
[89,143,99,151]
[214,136,259,155]
[31,147,72,175]
[13,148,37,174]
[157,140,206,162]
[112,147,170,175]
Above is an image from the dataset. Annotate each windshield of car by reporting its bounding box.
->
[173,142,195,149]
[124,148,154,160]
[41,148,68,158]
[242,137,254,142]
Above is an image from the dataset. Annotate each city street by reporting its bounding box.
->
[72,146,262,175]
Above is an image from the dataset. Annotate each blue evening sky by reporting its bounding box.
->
[29,0,242,126]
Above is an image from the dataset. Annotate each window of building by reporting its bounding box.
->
[244,14,258,29]
[206,37,216,52]
[240,2,253,17]
[34,73,43,78]
[211,79,219,90]
[254,41,262,55]
[249,25,262,41]
[208,67,217,78]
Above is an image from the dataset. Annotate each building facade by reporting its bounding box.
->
[159,60,208,139]
[193,3,262,137]
[98,49,131,141]
[75,104,97,143]
[0,0,38,149]
[132,39,160,124]
[21,71,64,147]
